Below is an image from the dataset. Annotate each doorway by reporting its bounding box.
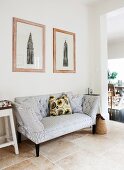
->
[107,8,124,122]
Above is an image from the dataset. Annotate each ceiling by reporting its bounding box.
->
[82,1,124,44]
[107,7,124,44]
[81,0,102,5]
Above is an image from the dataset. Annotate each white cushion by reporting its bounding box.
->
[41,113,92,142]
[67,93,83,113]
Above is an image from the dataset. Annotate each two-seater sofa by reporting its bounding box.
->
[13,92,100,157]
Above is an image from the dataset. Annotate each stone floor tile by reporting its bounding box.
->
[40,139,80,162]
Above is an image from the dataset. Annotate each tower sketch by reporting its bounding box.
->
[63,40,68,67]
[27,32,34,64]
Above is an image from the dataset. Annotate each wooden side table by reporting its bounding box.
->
[0,107,19,154]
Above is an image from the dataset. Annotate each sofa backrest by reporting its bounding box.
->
[14,91,84,122]
[14,92,68,121]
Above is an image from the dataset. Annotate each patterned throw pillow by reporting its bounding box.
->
[49,95,72,116]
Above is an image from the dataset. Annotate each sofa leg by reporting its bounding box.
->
[92,125,96,134]
[35,144,40,157]
[17,131,21,143]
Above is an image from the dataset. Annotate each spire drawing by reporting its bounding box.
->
[63,40,68,67]
[27,32,34,64]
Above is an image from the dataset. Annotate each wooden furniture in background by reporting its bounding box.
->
[115,85,124,106]
[108,90,113,119]
[108,84,124,119]
[108,84,116,119]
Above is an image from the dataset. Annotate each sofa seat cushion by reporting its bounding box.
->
[41,113,93,142]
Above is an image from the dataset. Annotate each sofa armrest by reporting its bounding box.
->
[82,95,100,124]
[13,102,44,133]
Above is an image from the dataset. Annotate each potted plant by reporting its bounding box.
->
[108,71,118,84]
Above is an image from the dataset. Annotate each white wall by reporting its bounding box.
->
[1,0,124,140]
[108,41,124,59]
[0,0,92,139]
[89,0,124,119]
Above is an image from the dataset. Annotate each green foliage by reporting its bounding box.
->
[108,71,118,80]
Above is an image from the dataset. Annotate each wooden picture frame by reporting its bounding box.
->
[12,17,45,72]
[53,28,76,73]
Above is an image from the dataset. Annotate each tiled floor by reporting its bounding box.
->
[1,121,124,170]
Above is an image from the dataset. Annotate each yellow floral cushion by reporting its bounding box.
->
[49,95,72,116]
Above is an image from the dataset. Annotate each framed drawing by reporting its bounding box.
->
[53,28,76,73]
[12,17,45,72]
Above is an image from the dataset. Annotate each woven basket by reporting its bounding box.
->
[96,114,107,135]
